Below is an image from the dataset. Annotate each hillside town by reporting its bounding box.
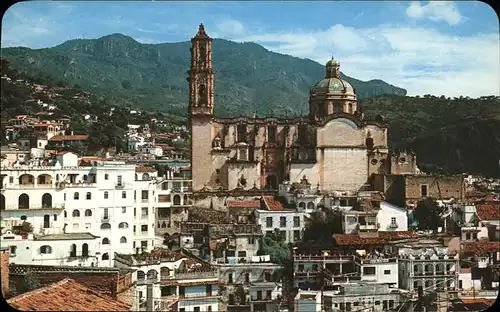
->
[1,24,499,312]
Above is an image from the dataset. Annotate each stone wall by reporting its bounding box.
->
[404,175,465,205]
[1,249,9,297]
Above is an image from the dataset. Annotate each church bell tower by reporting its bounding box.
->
[187,24,214,119]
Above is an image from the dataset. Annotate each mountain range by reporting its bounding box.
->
[1,33,406,117]
[1,34,500,177]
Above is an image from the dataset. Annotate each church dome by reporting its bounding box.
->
[310,58,356,97]
[309,58,358,117]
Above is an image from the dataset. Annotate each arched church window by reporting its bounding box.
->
[198,84,207,105]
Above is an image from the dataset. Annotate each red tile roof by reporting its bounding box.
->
[262,196,291,211]
[466,190,488,199]
[7,278,131,311]
[49,134,89,141]
[333,234,386,246]
[461,241,500,256]
[475,203,500,221]
[135,166,156,173]
[333,231,422,246]
[226,200,261,209]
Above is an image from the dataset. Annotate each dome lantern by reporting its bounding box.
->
[325,57,340,79]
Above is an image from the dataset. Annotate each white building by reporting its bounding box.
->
[114,248,221,312]
[254,196,306,243]
[127,136,147,152]
[133,166,159,253]
[0,231,100,267]
[0,152,153,267]
[377,201,408,232]
[138,145,163,157]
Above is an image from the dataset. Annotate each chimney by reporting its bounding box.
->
[146,283,154,312]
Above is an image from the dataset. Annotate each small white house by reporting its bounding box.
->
[377,201,408,232]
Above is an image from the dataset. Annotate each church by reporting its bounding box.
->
[188,24,417,196]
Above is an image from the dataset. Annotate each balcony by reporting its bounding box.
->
[293,254,356,262]
[161,270,218,280]
[5,203,65,210]
[387,223,399,229]
[4,183,54,189]
[115,183,125,189]
[359,223,379,230]
[101,216,111,222]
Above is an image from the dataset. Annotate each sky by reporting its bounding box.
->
[1,1,499,97]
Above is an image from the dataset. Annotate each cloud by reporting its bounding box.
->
[215,19,245,37]
[406,2,463,25]
[218,21,499,97]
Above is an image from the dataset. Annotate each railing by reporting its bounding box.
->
[115,183,125,189]
[356,257,397,264]
[4,183,54,189]
[294,255,356,262]
[161,270,218,280]
[101,216,111,222]
[5,203,65,210]
[137,277,159,284]
[388,223,399,229]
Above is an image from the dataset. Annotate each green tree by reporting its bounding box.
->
[413,198,443,231]
[23,271,40,291]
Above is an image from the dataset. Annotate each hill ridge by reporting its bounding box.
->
[1,33,407,117]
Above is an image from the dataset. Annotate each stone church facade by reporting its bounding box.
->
[188,24,416,199]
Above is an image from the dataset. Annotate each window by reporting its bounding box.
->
[238,251,247,258]
[280,216,286,227]
[117,175,122,186]
[247,237,255,244]
[101,223,111,230]
[74,192,79,200]
[193,307,200,312]
[102,238,110,244]
[264,272,271,282]
[293,230,301,241]
[120,237,127,243]
[102,253,109,260]
[245,273,250,283]
[391,217,396,225]
[257,290,262,300]
[85,209,92,217]
[228,273,233,283]
[104,191,108,199]
[53,214,57,221]
[142,207,148,218]
[363,267,376,275]
[40,245,52,254]
[298,124,307,143]
[104,174,109,180]
[141,225,148,232]
[384,270,391,275]
[122,207,126,213]
[421,184,428,197]
[85,223,91,229]
[119,222,129,229]
[267,125,277,143]
[86,192,91,200]
[237,124,247,142]
[266,217,273,228]
[63,211,67,218]
[142,190,148,200]
[466,233,471,240]
[122,191,126,199]
[293,216,300,227]
[72,210,80,217]
[82,243,89,257]
[69,244,76,257]
[141,241,148,249]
